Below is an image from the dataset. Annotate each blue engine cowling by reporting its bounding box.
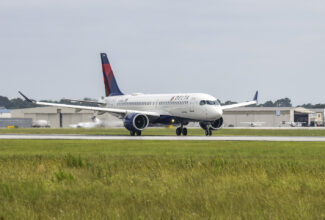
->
[124,113,149,132]
[199,117,223,130]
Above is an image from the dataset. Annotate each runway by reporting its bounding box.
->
[1,134,325,141]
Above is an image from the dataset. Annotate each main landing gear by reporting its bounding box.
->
[176,126,188,136]
[130,130,142,136]
[205,128,213,136]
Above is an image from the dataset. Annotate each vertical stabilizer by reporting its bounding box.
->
[100,53,124,96]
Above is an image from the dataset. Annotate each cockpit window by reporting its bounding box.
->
[200,100,220,105]
[207,100,220,105]
[201,100,220,105]
[200,100,206,105]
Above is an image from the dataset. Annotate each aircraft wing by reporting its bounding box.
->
[221,91,258,110]
[19,92,160,119]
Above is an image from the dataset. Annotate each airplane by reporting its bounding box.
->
[240,121,265,127]
[70,116,103,128]
[284,121,307,127]
[32,120,51,128]
[19,53,258,136]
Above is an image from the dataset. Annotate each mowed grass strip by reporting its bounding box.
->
[0,140,324,219]
[1,127,325,136]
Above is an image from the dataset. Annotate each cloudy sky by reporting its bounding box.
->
[0,0,324,105]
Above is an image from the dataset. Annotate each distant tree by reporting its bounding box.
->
[59,99,73,105]
[312,104,325,108]
[0,96,11,108]
[262,101,275,107]
[299,103,313,108]
[0,95,100,109]
[299,103,325,109]
[260,98,292,107]
[8,98,37,109]
[274,98,292,107]
[0,95,37,109]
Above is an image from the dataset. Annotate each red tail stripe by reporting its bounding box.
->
[102,64,114,96]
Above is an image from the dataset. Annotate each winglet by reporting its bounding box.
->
[253,91,258,103]
[18,91,36,103]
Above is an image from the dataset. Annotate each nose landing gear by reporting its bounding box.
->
[176,126,188,136]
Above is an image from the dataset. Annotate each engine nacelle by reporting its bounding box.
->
[211,117,223,129]
[124,113,149,132]
[199,117,223,130]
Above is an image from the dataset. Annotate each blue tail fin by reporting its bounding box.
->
[100,53,124,96]
[253,91,258,102]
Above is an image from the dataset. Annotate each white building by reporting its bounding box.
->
[223,107,321,127]
[0,107,11,118]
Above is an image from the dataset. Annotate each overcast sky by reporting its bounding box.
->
[0,0,324,105]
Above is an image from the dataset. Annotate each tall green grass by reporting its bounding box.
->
[0,140,324,219]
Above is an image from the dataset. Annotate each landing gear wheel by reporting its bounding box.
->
[208,128,212,136]
[136,131,142,136]
[130,131,135,136]
[176,127,182,136]
[182,127,188,136]
[205,129,209,136]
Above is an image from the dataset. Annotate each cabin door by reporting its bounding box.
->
[190,98,195,112]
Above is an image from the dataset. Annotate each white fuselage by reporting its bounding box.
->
[101,93,223,122]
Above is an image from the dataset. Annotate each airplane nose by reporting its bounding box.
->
[216,107,223,118]
[206,107,223,120]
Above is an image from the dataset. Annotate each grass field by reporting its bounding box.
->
[1,127,325,136]
[0,140,324,219]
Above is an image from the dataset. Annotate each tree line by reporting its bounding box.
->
[0,96,98,109]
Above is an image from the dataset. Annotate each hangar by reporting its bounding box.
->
[9,106,325,128]
[223,107,323,127]
[0,107,32,128]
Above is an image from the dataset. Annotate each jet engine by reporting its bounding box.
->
[124,113,149,131]
[199,117,223,130]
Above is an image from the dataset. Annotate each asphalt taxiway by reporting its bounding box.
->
[0,134,325,142]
